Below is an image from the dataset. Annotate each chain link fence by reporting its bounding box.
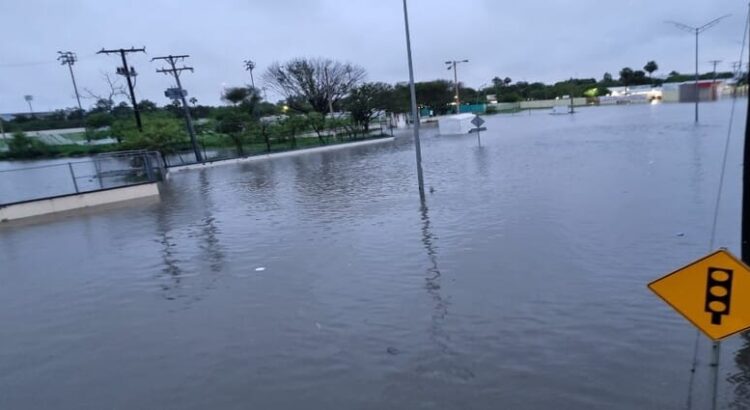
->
[0,151,163,206]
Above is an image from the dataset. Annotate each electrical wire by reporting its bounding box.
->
[685,5,750,409]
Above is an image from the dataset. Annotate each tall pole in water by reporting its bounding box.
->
[445,59,469,114]
[403,0,425,200]
[153,54,203,163]
[667,16,729,123]
[743,2,750,266]
[695,29,699,122]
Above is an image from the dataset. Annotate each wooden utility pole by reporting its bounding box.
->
[152,54,202,163]
[97,47,146,131]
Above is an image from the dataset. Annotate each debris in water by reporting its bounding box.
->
[315,322,322,330]
[676,233,685,237]
[255,267,266,272]
[386,347,400,355]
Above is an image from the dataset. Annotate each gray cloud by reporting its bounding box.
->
[0,0,744,112]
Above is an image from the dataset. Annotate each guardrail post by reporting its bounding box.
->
[68,162,79,193]
[143,153,155,182]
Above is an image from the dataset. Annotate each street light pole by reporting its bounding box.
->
[403,0,425,201]
[445,59,469,114]
[57,51,83,113]
[667,15,730,123]
[244,59,256,89]
[24,95,34,117]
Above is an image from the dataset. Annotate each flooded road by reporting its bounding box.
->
[2,101,749,409]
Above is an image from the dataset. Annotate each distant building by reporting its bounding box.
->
[0,111,60,122]
[677,80,721,103]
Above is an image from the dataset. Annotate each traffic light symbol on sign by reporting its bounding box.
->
[705,267,733,325]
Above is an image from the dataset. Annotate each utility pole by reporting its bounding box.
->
[57,51,83,112]
[244,60,256,89]
[403,0,425,200]
[97,47,146,131]
[709,59,722,100]
[153,54,202,163]
[667,16,729,123]
[445,59,469,114]
[742,1,750,268]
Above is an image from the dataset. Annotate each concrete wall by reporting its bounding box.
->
[520,98,587,109]
[0,183,159,222]
[167,137,395,174]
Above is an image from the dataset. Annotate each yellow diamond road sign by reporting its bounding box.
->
[649,249,750,341]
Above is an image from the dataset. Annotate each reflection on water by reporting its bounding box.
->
[730,333,750,409]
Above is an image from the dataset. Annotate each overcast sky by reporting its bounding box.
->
[0,0,745,113]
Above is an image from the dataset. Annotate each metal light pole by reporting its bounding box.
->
[709,59,722,99]
[57,51,83,113]
[445,59,469,114]
[24,95,34,116]
[244,59,256,89]
[403,0,425,200]
[667,15,730,123]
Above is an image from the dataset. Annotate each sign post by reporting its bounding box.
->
[471,115,486,146]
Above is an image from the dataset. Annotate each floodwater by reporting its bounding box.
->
[2,101,750,409]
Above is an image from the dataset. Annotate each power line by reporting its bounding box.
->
[152,54,202,163]
[97,47,146,131]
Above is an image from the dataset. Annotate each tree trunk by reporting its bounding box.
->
[263,130,271,153]
[234,136,244,157]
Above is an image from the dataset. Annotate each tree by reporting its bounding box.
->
[84,72,128,111]
[138,100,158,113]
[85,112,114,129]
[644,61,658,79]
[602,72,614,84]
[8,131,48,157]
[222,86,262,116]
[632,70,648,85]
[263,57,365,115]
[222,87,251,106]
[619,67,634,86]
[189,97,198,106]
[504,77,512,86]
[216,110,252,156]
[413,80,454,115]
[115,116,186,156]
[111,102,133,118]
[345,82,392,133]
[280,115,308,148]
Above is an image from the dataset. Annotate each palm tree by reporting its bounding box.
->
[644,61,658,82]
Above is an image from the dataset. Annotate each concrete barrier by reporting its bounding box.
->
[167,137,395,174]
[0,183,160,222]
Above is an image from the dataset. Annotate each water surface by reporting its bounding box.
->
[2,101,749,409]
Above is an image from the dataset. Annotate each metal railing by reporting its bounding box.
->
[0,151,163,206]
